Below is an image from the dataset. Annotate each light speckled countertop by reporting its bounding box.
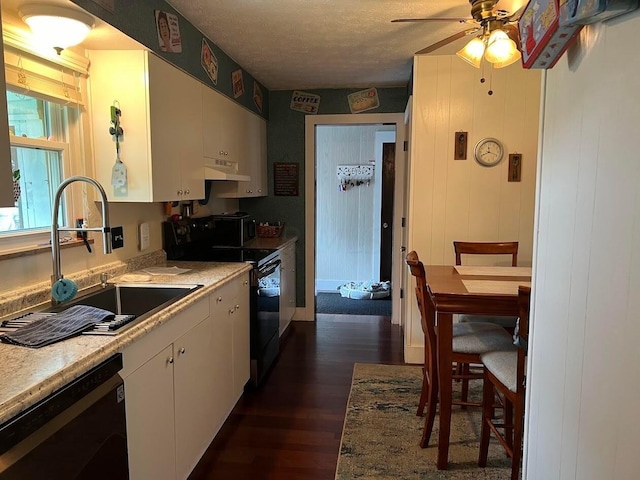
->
[0,261,252,425]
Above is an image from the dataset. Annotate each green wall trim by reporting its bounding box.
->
[71,0,269,118]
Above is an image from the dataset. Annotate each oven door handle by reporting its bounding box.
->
[258,259,281,278]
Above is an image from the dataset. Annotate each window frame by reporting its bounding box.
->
[0,135,71,250]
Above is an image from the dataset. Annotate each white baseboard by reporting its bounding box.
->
[292,307,313,321]
[404,344,423,365]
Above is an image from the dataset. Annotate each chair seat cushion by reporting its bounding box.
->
[459,315,518,329]
[480,350,519,393]
[452,322,514,355]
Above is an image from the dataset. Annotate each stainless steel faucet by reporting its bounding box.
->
[51,176,112,300]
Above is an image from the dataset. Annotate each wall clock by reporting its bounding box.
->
[474,138,504,167]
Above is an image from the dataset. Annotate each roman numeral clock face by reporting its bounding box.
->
[474,138,504,167]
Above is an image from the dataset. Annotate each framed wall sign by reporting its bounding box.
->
[274,162,299,196]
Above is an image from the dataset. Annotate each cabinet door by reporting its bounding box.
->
[202,85,224,161]
[125,344,176,480]
[242,112,267,197]
[179,74,205,200]
[210,282,236,416]
[215,111,268,198]
[279,244,296,335]
[173,317,218,480]
[233,274,251,398]
[202,87,239,163]
[88,50,153,202]
[148,54,203,201]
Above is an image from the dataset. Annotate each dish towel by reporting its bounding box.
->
[0,305,115,348]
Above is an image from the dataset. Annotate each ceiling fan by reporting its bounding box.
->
[393,0,527,68]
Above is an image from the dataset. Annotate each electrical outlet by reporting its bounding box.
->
[111,226,124,249]
[139,223,150,251]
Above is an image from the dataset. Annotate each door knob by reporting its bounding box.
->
[383,222,389,229]
[167,356,174,364]
[179,347,186,354]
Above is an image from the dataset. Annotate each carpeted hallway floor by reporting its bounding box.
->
[315,292,392,316]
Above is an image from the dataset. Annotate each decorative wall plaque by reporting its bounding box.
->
[274,162,299,196]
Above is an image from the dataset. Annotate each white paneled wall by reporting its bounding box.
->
[315,125,393,291]
[404,56,541,362]
[527,13,640,480]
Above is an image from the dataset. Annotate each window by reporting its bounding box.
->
[0,91,70,235]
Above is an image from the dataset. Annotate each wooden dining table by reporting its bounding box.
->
[424,265,532,470]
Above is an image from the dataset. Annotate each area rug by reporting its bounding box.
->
[316,293,392,316]
[336,363,514,479]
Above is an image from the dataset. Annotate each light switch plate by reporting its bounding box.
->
[139,222,150,251]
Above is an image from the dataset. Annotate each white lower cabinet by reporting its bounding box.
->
[121,272,250,480]
[232,276,250,397]
[125,344,176,480]
[174,316,218,479]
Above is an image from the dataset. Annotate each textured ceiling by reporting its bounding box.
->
[167,0,526,91]
[0,0,526,91]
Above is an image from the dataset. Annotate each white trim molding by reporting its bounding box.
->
[305,112,407,326]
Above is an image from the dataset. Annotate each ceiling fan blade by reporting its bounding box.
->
[392,17,471,23]
[415,28,479,55]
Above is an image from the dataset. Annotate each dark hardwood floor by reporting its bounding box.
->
[189,314,404,480]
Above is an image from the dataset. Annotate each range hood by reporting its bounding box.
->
[204,158,250,182]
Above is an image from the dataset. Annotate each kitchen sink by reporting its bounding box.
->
[0,283,204,338]
[48,283,203,335]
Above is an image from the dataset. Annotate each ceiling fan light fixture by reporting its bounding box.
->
[19,4,94,54]
[491,49,521,69]
[484,29,518,65]
[456,37,486,69]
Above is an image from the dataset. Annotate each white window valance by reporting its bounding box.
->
[2,22,89,106]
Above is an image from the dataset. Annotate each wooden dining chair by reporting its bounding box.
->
[478,285,530,480]
[405,251,515,448]
[453,241,520,331]
[453,241,519,267]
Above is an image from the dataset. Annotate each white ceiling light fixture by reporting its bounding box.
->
[19,4,94,55]
[455,22,521,70]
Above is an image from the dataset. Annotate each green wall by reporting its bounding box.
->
[241,87,409,307]
[71,0,268,117]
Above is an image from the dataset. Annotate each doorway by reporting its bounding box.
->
[313,125,394,316]
[304,113,407,325]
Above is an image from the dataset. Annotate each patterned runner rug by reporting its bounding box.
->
[336,363,515,479]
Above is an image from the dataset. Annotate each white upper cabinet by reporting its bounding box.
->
[213,107,268,198]
[202,85,241,166]
[0,15,14,208]
[88,50,204,202]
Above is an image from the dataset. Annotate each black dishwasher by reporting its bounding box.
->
[0,354,129,479]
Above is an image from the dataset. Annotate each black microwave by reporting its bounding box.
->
[211,213,256,247]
